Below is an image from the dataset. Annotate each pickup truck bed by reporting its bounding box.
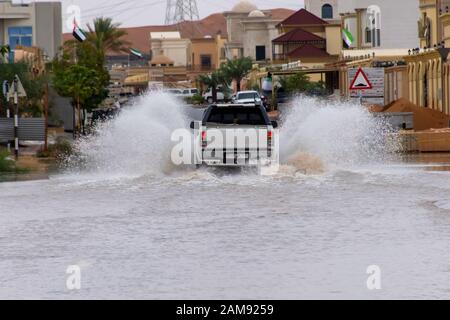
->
[191,104,278,167]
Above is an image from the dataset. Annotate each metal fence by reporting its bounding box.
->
[0,118,45,142]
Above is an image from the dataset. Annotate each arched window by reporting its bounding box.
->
[321,4,333,19]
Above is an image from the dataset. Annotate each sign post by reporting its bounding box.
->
[7,75,27,159]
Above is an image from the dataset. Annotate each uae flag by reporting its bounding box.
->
[73,20,87,43]
[130,48,144,58]
[342,27,354,48]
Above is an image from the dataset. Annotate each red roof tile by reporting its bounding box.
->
[287,44,330,58]
[277,9,328,27]
[272,28,325,43]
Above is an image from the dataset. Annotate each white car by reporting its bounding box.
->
[166,88,199,98]
[203,89,225,104]
[232,91,262,106]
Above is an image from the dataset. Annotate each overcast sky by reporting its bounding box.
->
[24,0,304,32]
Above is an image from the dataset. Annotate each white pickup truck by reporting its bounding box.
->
[190,104,278,167]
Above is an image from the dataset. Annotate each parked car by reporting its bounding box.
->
[166,88,199,98]
[232,91,263,107]
[203,89,225,104]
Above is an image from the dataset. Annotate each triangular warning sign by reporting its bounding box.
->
[349,67,373,90]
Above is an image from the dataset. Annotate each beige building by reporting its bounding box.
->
[272,8,341,67]
[405,0,450,116]
[306,0,420,49]
[190,35,226,71]
[223,1,286,61]
[0,0,62,59]
[150,31,191,67]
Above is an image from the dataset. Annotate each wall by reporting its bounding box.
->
[304,0,339,19]
[0,1,61,58]
[325,24,342,55]
[385,66,409,105]
[331,0,420,49]
[151,38,191,67]
[242,20,278,61]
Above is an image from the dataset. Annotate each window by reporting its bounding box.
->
[200,55,212,69]
[256,45,266,61]
[321,4,333,19]
[8,26,33,49]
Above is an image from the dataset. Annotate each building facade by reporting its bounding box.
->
[150,32,191,67]
[223,0,286,61]
[306,0,420,49]
[272,9,341,67]
[405,0,450,116]
[0,0,62,59]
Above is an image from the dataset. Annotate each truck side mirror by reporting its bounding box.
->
[190,121,196,129]
[271,121,278,129]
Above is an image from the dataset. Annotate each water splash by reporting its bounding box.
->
[65,91,188,178]
[280,96,399,170]
[64,93,399,179]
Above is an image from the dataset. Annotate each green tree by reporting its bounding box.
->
[86,17,130,56]
[198,70,228,103]
[53,64,102,134]
[279,73,326,96]
[220,57,253,92]
[0,62,46,117]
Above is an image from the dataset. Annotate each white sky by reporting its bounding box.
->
[18,0,304,32]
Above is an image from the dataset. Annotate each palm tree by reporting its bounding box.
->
[198,70,228,103]
[220,57,253,92]
[0,45,10,63]
[64,17,130,63]
[86,17,130,55]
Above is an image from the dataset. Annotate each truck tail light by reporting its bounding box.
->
[202,131,207,148]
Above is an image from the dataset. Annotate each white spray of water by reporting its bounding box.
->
[280,96,399,170]
[65,93,398,179]
[66,91,188,177]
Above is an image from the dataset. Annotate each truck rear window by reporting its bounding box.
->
[206,107,267,125]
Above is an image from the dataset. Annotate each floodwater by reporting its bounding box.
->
[1,93,450,300]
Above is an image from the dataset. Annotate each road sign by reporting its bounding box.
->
[13,75,27,98]
[349,67,373,90]
[348,67,385,105]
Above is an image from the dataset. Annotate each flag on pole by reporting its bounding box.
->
[72,19,87,43]
[130,48,144,59]
[342,27,354,48]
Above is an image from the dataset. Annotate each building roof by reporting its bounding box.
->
[232,0,258,13]
[272,28,325,43]
[287,44,330,58]
[277,9,328,27]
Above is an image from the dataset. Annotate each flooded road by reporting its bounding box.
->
[1,94,450,299]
